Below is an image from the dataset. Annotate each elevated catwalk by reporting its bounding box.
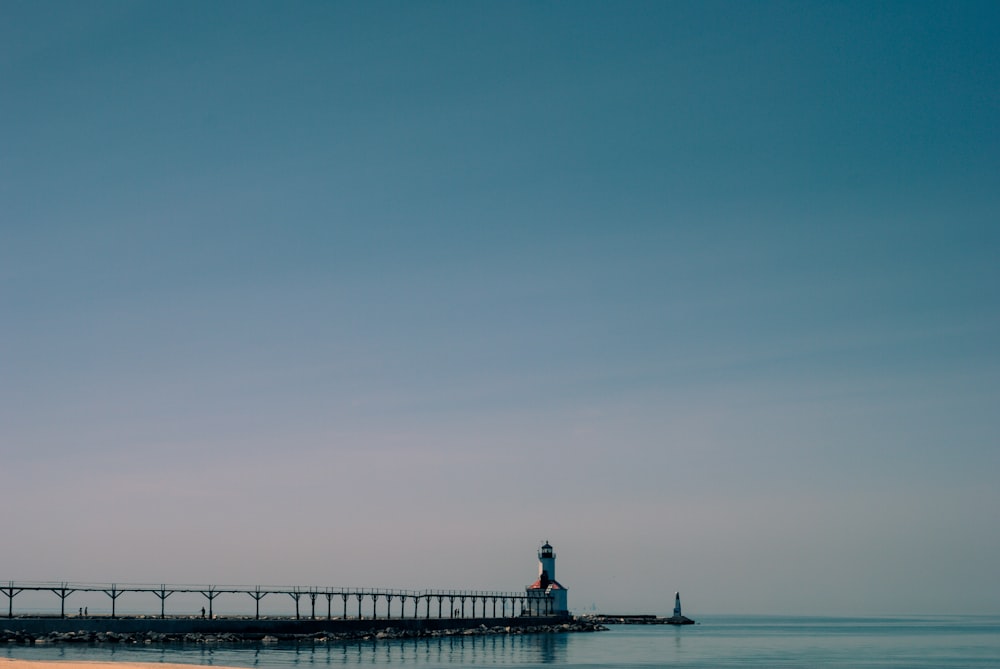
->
[1,581,559,621]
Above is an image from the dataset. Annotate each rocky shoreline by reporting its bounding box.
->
[1,620,606,645]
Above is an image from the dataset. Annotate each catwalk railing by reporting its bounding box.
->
[1,581,556,620]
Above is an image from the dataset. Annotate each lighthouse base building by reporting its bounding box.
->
[525,541,569,616]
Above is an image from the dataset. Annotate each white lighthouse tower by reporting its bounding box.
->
[525,541,568,616]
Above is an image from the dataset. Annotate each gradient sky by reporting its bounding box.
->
[2,1,998,616]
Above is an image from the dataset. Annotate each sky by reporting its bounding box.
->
[2,0,998,617]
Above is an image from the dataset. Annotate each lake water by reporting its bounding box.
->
[4,615,1000,668]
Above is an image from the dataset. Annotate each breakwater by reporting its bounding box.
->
[1,616,604,645]
[581,614,695,625]
[0,580,593,642]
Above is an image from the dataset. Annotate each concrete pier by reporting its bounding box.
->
[0,614,615,647]
[2,581,553,621]
[0,580,580,642]
[0,614,575,637]
[582,613,695,625]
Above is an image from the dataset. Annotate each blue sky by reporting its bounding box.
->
[2,1,998,615]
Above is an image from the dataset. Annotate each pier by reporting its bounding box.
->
[0,544,592,639]
[582,592,695,626]
[1,581,555,622]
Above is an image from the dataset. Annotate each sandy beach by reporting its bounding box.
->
[0,660,215,669]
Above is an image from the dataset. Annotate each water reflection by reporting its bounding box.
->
[249,634,569,666]
[533,632,568,664]
[3,632,572,666]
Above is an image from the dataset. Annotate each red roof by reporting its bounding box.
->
[527,578,565,590]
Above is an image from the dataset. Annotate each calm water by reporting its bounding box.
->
[4,615,1000,668]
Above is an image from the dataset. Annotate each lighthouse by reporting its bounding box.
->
[525,541,569,616]
[667,591,695,624]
